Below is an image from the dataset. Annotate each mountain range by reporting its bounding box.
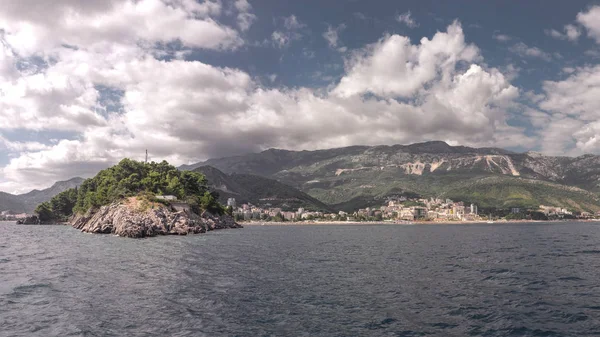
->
[5,141,600,214]
[0,177,84,214]
[193,166,332,211]
[182,141,600,212]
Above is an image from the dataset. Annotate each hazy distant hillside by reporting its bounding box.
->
[193,166,332,212]
[184,141,600,212]
[0,192,28,214]
[0,177,84,214]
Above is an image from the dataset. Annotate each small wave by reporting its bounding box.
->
[558,276,584,281]
[484,327,561,336]
[526,280,548,286]
[447,306,480,316]
[496,247,518,252]
[8,283,51,298]
[395,330,426,337]
[363,317,397,330]
[576,250,600,254]
[429,322,458,329]
[563,312,588,323]
[469,313,491,320]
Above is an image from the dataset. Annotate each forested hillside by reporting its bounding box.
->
[36,159,223,222]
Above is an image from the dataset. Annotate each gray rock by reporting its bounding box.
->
[70,202,241,238]
[16,216,41,225]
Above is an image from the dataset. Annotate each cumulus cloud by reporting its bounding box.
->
[534,65,600,154]
[0,15,531,192]
[539,65,600,120]
[546,24,581,41]
[509,42,552,61]
[577,6,600,43]
[396,11,418,28]
[334,22,480,98]
[0,135,50,152]
[234,0,257,32]
[0,0,247,134]
[0,0,243,55]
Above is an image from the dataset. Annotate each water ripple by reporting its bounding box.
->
[2,221,600,336]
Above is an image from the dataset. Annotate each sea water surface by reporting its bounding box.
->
[1,221,600,336]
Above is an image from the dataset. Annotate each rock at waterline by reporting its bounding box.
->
[16,216,41,225]
[69,198,241,238]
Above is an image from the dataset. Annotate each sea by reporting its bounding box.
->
[1,221,600,337]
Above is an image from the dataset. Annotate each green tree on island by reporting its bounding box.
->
[36,158,225,221]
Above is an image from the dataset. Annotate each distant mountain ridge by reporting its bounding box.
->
[0,177,84,214]
[182,141,600,212]
[6,141,600,214]
[193,166,332,212]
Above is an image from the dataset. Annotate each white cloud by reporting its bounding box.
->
[565,24,582,41]
[509,42,552,61]
[396,11,418,28]
[546,29,563,39]
[271,31,290,48]
[545,24,581,41]
[501,64,520,81]
[493,34,512,42]
[323,24,346,50]
[0,135,51,152]
[577,6,600,43]
[302,48,316,59]
[0,40,19,82]
[271,15,306,48]
[539,65,600,120]
[0,0,249,133]
[535,65,600,154]
[0,0,243,56]
[283,15,306,30]
[334,22,480,98]
[234,0,257,32]
[585,49,600,58]
[0,66,107,131]
[0,18,532,192]
[234,0,251,12]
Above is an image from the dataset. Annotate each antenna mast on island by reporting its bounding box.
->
[145,149,148,163]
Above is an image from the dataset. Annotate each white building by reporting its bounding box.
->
[156,195,177,201]
[470,204,478,215]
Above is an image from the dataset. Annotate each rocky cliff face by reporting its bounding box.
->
[70,200,241,238]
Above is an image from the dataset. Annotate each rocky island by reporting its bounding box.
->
[70,197,240,238]
[34,158,241,238]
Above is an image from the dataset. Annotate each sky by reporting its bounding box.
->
[2,0,600,193]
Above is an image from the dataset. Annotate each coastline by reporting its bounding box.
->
[242,219,600,226]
